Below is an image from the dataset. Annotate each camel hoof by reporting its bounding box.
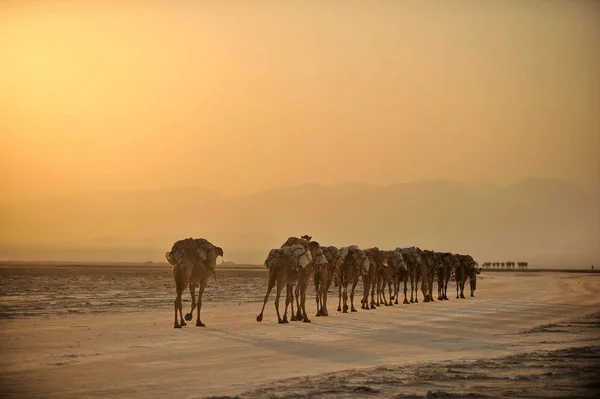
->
[460,294,465,299]
[180,321,187,326]
[303,319,311,323]
[196,322,205,327]
[403,300,409,304]
[470,294,475,297]
[410,299,414,303]
[322,311,329,317]
[337,306,342,312]
[351,309,358,312]
[370,304,376,309]
[316,313,321,317]
[395,300,399,304]
[343,310,348,313]
[184,313,193,321]
[174,325,182,329]
[256,314,263,322]
[278,320,286,324]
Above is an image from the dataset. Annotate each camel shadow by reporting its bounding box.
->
[200,327,383,367]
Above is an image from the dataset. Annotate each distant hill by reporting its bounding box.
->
[0,179,598,266]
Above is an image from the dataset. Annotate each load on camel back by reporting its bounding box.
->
[165,237,224,328]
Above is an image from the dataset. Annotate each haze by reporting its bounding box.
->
[1,1,599,265]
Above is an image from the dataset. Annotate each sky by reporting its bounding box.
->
[1,0,599,201]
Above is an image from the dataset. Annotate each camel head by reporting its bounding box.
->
[214,246,224,258]
[301,235,312,241]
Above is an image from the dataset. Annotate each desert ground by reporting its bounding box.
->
[1,265,599,399]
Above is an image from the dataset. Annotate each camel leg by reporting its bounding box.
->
[371,273,378,308]
[294,283,302,321]
[385,278,392,306]
[415,274,420,303]
[256,269,276,322]
[183,284,197,325]
[403,276,409,304]
[350,278,359,312]
[275,277,285,324]
[300,279,311,323]
[178,293,186,327]
[379,278,385,306]
[429,272,434,302]
[420,272,429,303]
[322,284,329,316]
[342,282,349,313]
[282,284,292,323]
[195,279,207,327]
[361,276,370,310]
[290,285,297,321]
[338,278,343,312]
[174,290,183,328]
[409,274,415,303]
[314,278,321,317]
[456,276,460,299]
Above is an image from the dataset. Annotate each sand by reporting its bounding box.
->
[1,268,599,398]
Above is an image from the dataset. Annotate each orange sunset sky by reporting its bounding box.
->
[1,0,599,202]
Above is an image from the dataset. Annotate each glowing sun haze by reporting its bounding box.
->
[1,0,599,201]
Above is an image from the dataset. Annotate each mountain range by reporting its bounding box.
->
[1,179,598,267]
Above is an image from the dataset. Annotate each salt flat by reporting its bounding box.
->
[1,271,599,398]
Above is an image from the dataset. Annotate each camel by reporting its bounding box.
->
[166,237,223,328]
[454,254,479,298]
[279,236,328,321]
[422,250,438,303]
[337,245,370,313]
[517,261,528,270]
[380,249,407,306]
[363,247,389,309]
[397,247,431,303]
[316,245,344,317]
[256,244,313,323]
[435,252,457,300]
